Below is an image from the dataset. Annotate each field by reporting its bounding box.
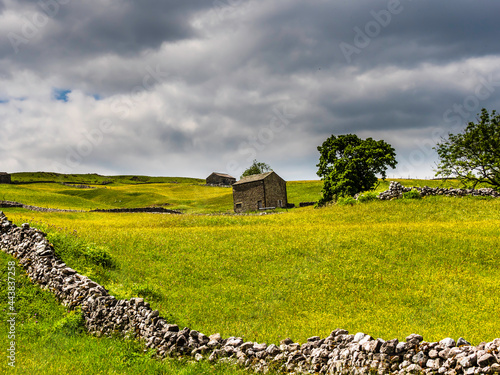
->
[1,173,500,373]
[0,251,250,375]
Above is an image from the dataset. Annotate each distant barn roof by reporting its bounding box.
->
[210,172,235,179]
[233,171,274,185]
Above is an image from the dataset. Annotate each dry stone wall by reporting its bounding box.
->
[90,207,181,214]
[1,211,499,374]
[378,181,500,200]
[0,201,181,214]
[0,200,82,212]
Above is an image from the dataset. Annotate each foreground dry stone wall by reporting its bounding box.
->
[378,181,500,200]
[1,211,499,374]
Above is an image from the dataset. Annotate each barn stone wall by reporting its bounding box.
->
[206,174,236,186]
[263,172,288,208]
[233,180,265,213]
[232,172,288,213]
[0,173,11,184]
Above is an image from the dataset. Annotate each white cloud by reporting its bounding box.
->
[1,0,500,180]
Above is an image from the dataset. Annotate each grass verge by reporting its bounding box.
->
[0,250,252,374]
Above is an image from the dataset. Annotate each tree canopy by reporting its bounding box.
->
[435,108,500,189]
[241,159,272,179]
[316,134,397,205]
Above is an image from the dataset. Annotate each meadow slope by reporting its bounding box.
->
[1,174,499,374]
[0,251,252,375]
[3,195,499,345]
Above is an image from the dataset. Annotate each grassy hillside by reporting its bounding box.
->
[4,195,499,347]
[2,172,472,213]
[1,179,232,213]
[11,172,203,185]
[2,173,499,373]
[0,251,252,375]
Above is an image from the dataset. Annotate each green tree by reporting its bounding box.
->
[241,159,272,178]
[435,108,500,189]
[316,134,397,205]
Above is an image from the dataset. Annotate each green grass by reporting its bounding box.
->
[286,180,323,204]
[0,181,233,213]
[4,194,499,347]
[0,251,255,375]
[3,175,315,213]
[3,172,480,213]
[2,173,500,373]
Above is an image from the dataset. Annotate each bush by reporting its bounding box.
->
[357,192,379,203]
[337,196,357,206]
[52,309,86,336]
[403,190,421,199]
[84,244,115,268]
[48,232,116,270]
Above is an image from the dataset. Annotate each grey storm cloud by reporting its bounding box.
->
[1,0,500,180]
[3,0,212,53]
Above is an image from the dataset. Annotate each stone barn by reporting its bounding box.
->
[0,172,11,184]
[206,172,236,186]
[232,171,288,213]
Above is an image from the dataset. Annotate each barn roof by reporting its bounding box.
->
[233,171,275,185]
[209,172,235,179]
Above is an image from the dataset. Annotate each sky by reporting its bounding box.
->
[1,0,500,181]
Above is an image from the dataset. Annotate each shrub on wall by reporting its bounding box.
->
[403,190,422,199]
[48,232,116,270]
[357,192,379,203]
[52,309,86,336]
[337,196,357,206]
[84,244,115,268]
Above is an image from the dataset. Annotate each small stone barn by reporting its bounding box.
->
[232,171,288,213]
[206,172,236,186]
[0,172,11,184]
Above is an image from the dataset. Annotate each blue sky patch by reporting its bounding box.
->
[53,88,71,102]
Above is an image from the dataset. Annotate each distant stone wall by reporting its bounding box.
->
[0,201,181,214]
[90,207,181,214]
[0,201,23,208]
[205,184,232,188]
[1,211,499,374]
[378,181,500,200]
[299,202,316,207]
[61,183,96,189]
[0,200,81,212]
